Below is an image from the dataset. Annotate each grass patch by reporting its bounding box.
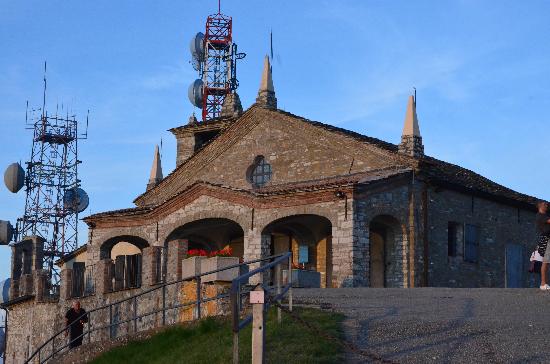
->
[91,307,345,364]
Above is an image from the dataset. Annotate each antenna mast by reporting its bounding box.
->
[188,2,246,121]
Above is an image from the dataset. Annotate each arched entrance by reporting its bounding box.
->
[262,215,332,288]
[369,215,403,288]
[100,235,150,291]
[165,218,244,258]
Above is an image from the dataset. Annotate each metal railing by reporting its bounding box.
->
[25,253,290,364]
[230,252,293,364]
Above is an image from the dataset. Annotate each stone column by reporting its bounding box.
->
[60,268,74,300]
[166,240,188,282]
[245,230,270,285]
[331,200,356,288]
[20,274,34,296]
[9,279,19,300]
[96,259,113,294]
[142,246,162,286]
[33,269,48,302]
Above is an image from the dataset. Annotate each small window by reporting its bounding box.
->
[298,245,309,264]
[464,224,479,263]
[247,156,272,188]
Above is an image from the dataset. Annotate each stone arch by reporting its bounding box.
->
[368,214,407,288]
[261,214,333,288]
[160,210,248,245]
[164,217,245,256]
[256,208,337,234]
[99,235,150,260]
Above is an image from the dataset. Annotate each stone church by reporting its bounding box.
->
[2,54,541,363]
[83,55,538,290]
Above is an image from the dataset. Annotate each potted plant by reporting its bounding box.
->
[201,247,240,283]
[181,249,208,279]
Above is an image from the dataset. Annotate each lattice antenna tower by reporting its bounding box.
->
[188,0,246,121]
[15,63,89,289]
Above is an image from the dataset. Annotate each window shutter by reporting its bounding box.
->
[114,255,125,291]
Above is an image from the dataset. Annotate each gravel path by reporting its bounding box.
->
[292,288,550,363]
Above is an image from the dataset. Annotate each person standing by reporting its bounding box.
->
[65,301,88,349]
[536,201,550,290]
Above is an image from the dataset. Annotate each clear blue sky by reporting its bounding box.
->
[1,0,549,279]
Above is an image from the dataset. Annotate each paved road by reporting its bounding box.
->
[293,288,550,363]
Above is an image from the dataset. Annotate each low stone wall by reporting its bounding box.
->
[5,278,233,364]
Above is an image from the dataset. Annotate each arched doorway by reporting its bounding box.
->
[100,235,150,291]
[164,218,244,258]
[262,215,332,288]
[369,215,403,288]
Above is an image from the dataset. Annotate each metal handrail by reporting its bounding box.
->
[26,253,286,364]
[230,251,293,363]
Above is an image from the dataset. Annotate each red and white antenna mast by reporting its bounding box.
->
[188,1,246,121]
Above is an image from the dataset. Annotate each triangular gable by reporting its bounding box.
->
[135,106,411,207]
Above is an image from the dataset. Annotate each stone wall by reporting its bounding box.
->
[138,107,407,207]
[354,182,412,288]
[427,187,536,288]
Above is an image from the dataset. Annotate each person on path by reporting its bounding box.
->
[536,201,550,290]
[65,300,88,349]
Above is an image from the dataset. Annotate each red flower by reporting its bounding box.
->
[187,249,208,257]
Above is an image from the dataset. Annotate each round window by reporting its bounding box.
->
[247,156,272,188]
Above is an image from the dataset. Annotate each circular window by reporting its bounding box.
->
[247,156,272,188]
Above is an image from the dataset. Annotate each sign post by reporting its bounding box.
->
[250,285,265,364]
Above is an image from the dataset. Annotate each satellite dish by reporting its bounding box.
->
[4,163,25,193]
[63,187,89,213]
[0,221,13,245]
[190,32,205,61]
[0,278,10,304]
[188,79,204,108]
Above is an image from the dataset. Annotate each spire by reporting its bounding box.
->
[147,145,163,191]
[398,95,424,157]
[221,91,243,118]
[255,55,277,109]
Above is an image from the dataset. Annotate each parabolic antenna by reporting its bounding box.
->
[4,162,25,193]
[190,32,205,61]
[188,79,204,108]
[63,187,89,213]
[0,221,13,245]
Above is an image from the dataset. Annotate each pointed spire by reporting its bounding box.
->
[398,94,424,157]
[255,55,277,109]
[402,95,421,136]
[147,145,163,191]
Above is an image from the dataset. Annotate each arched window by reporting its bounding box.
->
[247,156,272,188]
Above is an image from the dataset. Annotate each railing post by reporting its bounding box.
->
[52,334,55,359]
[288,254,293,312]
[109,304,113,339]
[162,284,166,326]
[88,311,92,343]
[231,281,240,364]
[196,276,202,320]
[275,263,282,324]
[133,296,138,333]
[251,285,265,364]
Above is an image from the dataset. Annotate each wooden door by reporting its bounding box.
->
[370,230,385,288]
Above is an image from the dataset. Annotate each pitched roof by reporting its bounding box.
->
[85,168,412,220]
[94,105,539,218]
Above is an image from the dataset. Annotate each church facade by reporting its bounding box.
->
[84,56,538,290]
[2,55,541,363]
